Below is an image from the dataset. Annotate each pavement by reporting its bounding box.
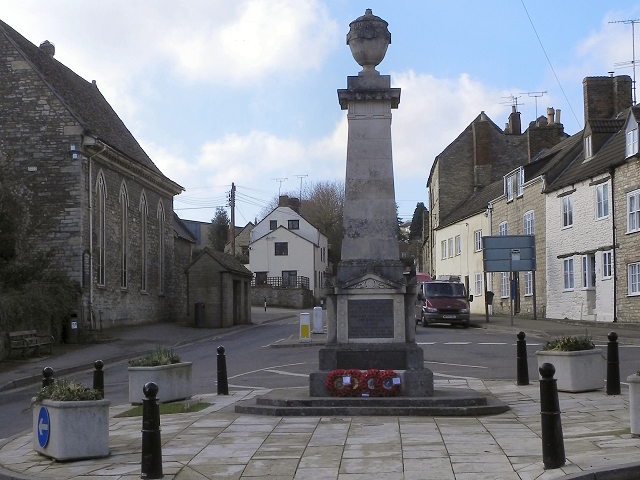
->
[0,308,639,479]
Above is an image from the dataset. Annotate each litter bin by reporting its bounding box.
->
[485,291,494,305]
[194,302,205,328]
[64,314,79,344]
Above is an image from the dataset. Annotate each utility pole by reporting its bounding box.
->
[610,19,640,105]
[229,183,236,256]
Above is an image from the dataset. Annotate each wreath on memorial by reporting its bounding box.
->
[378,369,401,397]
[325,369,401,397]
[325,369,351,397]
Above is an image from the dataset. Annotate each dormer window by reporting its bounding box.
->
[627,125,638,157]
[584,135,593,160]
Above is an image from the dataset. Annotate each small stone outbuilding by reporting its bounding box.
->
[185,248,252,328]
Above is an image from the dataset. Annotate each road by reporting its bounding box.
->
[1,318,638,440]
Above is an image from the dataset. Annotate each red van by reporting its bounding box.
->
[416,275,473,328]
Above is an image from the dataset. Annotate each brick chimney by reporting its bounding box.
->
[504,106,521,135]
[527,106,565,160]
[278,195,300,213]
[39,40,55,57]
[473,112,492,188]
[583,75,632,122]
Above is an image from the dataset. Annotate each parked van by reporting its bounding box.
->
[415,274,473,328]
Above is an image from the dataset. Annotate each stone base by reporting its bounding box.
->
[235,388,509,416]
[309,368,433,397]
[318,343,424,370]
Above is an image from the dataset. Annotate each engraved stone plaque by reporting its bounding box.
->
[348,298,394,338]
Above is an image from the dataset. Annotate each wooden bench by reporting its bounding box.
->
[8,330,54,358]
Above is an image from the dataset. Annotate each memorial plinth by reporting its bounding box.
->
[309,9,433,397]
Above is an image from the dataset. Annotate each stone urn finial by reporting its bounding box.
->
[346,9,391,75]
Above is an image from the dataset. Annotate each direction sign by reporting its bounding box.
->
[37,406,50,448]
[483,235,536,272]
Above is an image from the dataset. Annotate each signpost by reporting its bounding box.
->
[37,406,50,448]
[483,236,537,324]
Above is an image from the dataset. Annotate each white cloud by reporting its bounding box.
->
[390,71,516,180]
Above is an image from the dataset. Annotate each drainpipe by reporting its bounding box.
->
[87,141,106,329]
[610,167,618,322]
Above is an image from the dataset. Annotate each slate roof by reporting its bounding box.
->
[0,19,175,184]
[438,180,504,229]
[173,213,197,243]
[544,109,630,193]
[524,131,583,182]
[188,248,252,276]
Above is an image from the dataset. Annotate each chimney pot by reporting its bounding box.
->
[555,109,561,124]
[547,107,555,124]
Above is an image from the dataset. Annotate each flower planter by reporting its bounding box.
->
[128,362,193,404]
[33,398,110,460]
[628,374,640,436]
[535,349,605,392]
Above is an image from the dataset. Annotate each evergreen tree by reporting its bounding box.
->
[409,202,427,240]
[209,207,230,252]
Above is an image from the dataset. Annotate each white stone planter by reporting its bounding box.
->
[33,398,110,460]
[628,374,640,436]
[535,348,605,392]
[128,362,193,404]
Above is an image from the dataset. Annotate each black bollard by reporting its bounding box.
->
[141,382,163,479]
[93,360,105,398]
[516,331,529,385]
[217,346,229,395]
[606,332,621,395]
[42,367,54,388]
[539,363,565,470]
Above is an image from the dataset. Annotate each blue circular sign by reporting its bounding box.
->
[37,406,50,448]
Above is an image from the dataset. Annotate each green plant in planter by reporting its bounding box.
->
[36,380,103,402]
[542,334,595,352]
[128,346,181,367]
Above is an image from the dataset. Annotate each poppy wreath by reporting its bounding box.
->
[346,369,364,397]
[378,369,401,397]
[325,369,352,397]
[361,369,382,397]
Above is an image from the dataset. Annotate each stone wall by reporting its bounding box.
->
[614,157,640,323]
[252,285,314,309]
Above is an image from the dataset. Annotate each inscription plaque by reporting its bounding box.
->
[348,299,394,338]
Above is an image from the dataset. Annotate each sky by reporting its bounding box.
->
[3,1,640,224]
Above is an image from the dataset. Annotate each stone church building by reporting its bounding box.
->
[0,20,189,329]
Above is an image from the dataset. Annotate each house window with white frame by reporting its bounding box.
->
[563,258,574,290]
[602,250,613,279]
[441,240,447,259]
[499,221,508,236]
[275,242,288,256]
[629,262,640,295]
[474,229,482,251]
[523,210,534,236]
[506,175,514,201]
[627,124,638,157]
[562,195,573,228]
[524,271,533,296]
[517,169,524,197]
[582,254,596,289]
[500,272,509,298]
[448,238,453,258]
[455,235,461,255]
[584,135,593,159]
[596,182,609,219]
[628,189,640,233]
[475,273,482,297]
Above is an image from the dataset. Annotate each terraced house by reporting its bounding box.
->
[0,20,188,329]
